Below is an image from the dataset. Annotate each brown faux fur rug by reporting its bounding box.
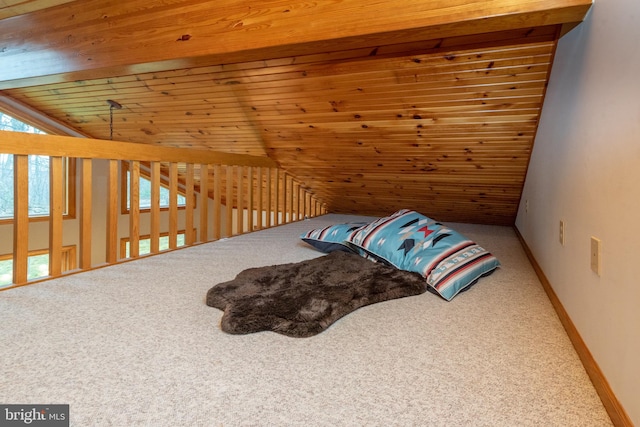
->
[206,251,427,337]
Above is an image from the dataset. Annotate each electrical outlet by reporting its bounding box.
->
[590,237,602,276]
[559,220,565,246]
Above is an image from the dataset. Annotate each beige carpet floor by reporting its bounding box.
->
[0,214,612,426]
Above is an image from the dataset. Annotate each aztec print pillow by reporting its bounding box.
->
[423,241,499,301]
[345,209,434,266]
[346,209,500,301]
[301,221,370,253]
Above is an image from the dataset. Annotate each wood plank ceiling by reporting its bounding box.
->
[0,0,592,225]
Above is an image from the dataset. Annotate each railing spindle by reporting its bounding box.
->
[225,165,233,237]
[264,168,271,229]
[256,167,263,230]
[296,181,301,221]
[185,163,195,245]
[79,158,92,269]
[273,168,280,225]
[281,173,288,224]
[168,162,178,249]
[49,156,63,276]
[150,161,161,254]
[213,164,222,240]
[129,160,140,258]
[13,154,29,285]
[288,175,294,223]
[106,159,118,263]
[247,166,254,232]
[236,166,244,235]
[199,164,209,242]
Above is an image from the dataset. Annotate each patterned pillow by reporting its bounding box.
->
[346,209,500,301]
[345,209,437,266]
[300,222,369,253]
[423,240,500,301]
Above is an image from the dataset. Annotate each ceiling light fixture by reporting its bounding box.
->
[106,99,122,140]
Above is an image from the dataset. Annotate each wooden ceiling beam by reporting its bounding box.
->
[0,0,592,89]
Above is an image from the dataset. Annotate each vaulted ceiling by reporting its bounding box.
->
[0,0,592,225]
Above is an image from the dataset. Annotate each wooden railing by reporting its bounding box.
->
[0,131,326,289]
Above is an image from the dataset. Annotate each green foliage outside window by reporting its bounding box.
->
[126,171,186,210]
[0,112,49,219]
[0,255,49,288]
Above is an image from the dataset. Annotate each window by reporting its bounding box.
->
[0,112,75,222]
[0,112,45,134]
[121,163,187,213]
[0,246,77,288]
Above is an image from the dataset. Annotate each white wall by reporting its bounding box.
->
[515,1,640,423]
[0,218,79,256]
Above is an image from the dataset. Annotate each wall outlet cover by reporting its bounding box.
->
[590,236,601,276]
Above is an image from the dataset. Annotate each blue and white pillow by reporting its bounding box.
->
[346,209,500,301]
[423,241,499,301]
[345,209,439,266]
[300,222,369,253]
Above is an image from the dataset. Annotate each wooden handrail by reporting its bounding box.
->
[0,132,278,167]
[0,131,326,290]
